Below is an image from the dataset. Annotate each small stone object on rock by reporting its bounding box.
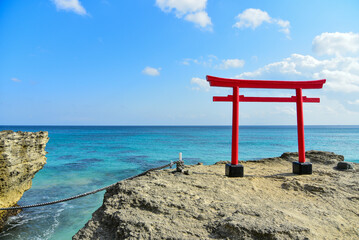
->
[184,170,190,175]
[336,162,355,171]
[176,161,185,172]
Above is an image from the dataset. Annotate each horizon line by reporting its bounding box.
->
[1,124,359,127]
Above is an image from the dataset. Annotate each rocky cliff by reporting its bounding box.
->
[0,130,49,230]
[74,151,359,240]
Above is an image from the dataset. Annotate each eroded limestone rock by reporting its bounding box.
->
[74,151,359,240]
[0,130,49,230]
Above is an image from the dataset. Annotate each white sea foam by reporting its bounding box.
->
[0,203,67,240]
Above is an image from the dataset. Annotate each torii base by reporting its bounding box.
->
[225,163,244,177]
[292,161,312,175]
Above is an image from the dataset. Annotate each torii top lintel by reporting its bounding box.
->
[206,75,326,89]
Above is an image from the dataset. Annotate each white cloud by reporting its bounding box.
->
[233,8,271,29]
[155,0,212,30]
[218,59,245,69]
[317,69,359,92]
[184,11,211,29]
[52,0,87,15]
[312,32,359,56]
[142,66,161,76]
[11,78,21,82]
[233,8,290,37]
[348,99,359,105]
[238,53,359,93]
[237,31,359,93]
[191,77,210,91]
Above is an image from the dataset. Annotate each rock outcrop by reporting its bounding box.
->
[0,130,49,230]
[74,151,359,240]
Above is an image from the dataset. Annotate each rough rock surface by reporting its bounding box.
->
[74,151,359,240]
[0,130,49,230]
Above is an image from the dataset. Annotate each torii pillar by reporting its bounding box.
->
[206,75,326,177]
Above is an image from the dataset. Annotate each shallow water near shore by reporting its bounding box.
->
[0,125,358,239]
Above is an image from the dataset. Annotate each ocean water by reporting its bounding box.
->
[0,125,358,239]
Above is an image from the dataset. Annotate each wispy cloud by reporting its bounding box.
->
[182,55,245,69]
[218,59,245,69]
[182,55,217,67]
[142,66,161,76]
[191,77,210,91]
[156,0,212,30]
[233,8,290,38]
[11,78,21,83]
[52,0,87,16]
[348,99,359,105]
[274,106,296,116]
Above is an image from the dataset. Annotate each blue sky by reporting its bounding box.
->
[1,0,359,125]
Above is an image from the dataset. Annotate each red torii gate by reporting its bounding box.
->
[206,75,326,177]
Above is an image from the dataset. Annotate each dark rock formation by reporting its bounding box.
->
[280,150,344,164]
[337,161,355,170]
[74,151,359,240]
[0,130,49,230]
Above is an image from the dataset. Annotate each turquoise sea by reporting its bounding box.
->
[0,125,358,239]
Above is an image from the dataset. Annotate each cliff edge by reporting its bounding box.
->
[74,151,359,240]
[0,130,49,230]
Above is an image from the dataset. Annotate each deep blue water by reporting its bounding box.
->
[0,125,358,239]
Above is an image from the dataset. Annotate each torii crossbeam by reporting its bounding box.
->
[206,75,326,177]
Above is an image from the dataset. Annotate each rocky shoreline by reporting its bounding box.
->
[0,130,49,230]
[74,151,358,240]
